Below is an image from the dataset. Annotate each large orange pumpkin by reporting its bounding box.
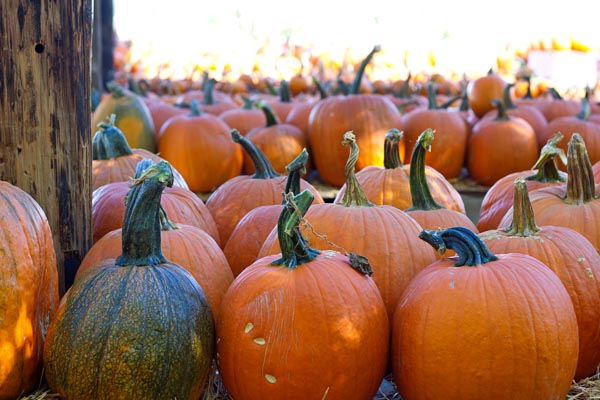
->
[0,182,59,400]
[481,177,600,381]
[217,189,389,400]
[392,226,579,400]
[307,46,404,186]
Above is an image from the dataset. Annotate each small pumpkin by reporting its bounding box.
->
[466,69,507,118]
[92,81,157,152]
[217,189,389,400]
[43,161,215,399]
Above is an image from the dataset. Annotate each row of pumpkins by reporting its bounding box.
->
[93,45,600,193]
[5,102,600,399]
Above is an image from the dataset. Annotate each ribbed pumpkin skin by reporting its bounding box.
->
[258,204,437,320]
[480,227,600,380]
[92,89,157,152]
[92,182,220,245]
[0,182,59,400]
[76,224,233,323]
[308,94,403,187]
[43,261,215,400]
[392,254,579,400]
[217,252,389,400]
[92,148,188,191]
[334,165,466,213]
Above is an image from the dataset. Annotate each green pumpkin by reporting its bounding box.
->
[43,160,214,400]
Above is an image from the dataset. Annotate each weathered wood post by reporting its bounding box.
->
[0,1,93,294]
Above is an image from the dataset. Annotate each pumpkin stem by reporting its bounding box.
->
[565,133,597,205]
[106,81,126,99]
[256,101,280,126]
[270,189,320,269]
[240,95,255,110]
[231,129,280,179]
[491,99,510,121]
[202,79,218,105]
[350,45,380,95]
[188,99,202,116]
[383,128,404,169]
[116,160,174,266]
[311,75,328,99]
[282,148,308,204]
[576,96,592,121]
[547,87,563,100]
[426,82,438,109]
[419,226,498,266]
[502,83,517,110]
[503,177,540,236]
[92,114,134,160]
[526,132,567,183]
[407,129,443,211]
[279,80,291,102]
[338,131,374,207]
[393,72,412,99]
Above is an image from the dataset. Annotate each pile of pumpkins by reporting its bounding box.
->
[5,45,600,399]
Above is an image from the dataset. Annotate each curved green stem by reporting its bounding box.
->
[350,45,380,95]
[502,83,517,110]
[394,72,412,99]
[270,189,320,269]
[576,96,591,121]
[188,99,202,116]
[116,160,174,267]
[503,177,540,236]
[565,133,597,204]
[383,128,404,169]
[256,101,280,126]
[419,226,498,266]
[202,78,217,105]
[282,148,308,204]
[279,80,291,102]
[231,129,280,179]
[311,76,328,99]
[338,131,373,207]
[526,132,567,182]
[491,99,510,121]
[407,129,443,211]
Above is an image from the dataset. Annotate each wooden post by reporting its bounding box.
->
[0,1,93,294]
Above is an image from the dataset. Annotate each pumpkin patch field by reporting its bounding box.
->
[6,2,600,398]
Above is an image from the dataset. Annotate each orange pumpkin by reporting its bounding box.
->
[466,69,507,118]
[0,182,59,400]
[481,177,600,380]
[218,95,266,136]
[393,227,578,400]
[217,189,389,400]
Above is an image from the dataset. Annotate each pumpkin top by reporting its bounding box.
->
[566,133,597,204]
[383,128,404,169]
[231,129,280,179]
[503,177,540,237]
[282,148,309,203]
[407,128,443,212]
[527,132,567,183]
[270,189,321,269]
[116,160,174,267]
[349,45,380,95]
[337,131,374,207]
[419,226,498,267]
[92,114,134,160]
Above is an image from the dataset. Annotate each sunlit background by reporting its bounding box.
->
[113,0,600,89]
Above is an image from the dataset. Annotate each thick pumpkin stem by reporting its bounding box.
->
[565,133,597,205]
[92,114,133,160]
[393,72,412,99]
[311,76,328,99]
[502,83,517,110]
[271,189,320,269]
[279,80,291,102]
[527,132,567,183]
[116,160,174,266]
[282,148,308,204]
[202,78,217,105]
[503,177,540,236]
[350,45,380,95]
[419,226,498,266]
[132,159,178,231]
[338,131,374,207]
[106,81,126,99]
[407,129,443,211]
[231,129,280,179]
[383,128,404,169]
[189,99,202,116]
[256,101,280,126]
[240,95,255,110]
[576,96,592,121]
[491,99,510,121]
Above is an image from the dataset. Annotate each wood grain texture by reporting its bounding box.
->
[0,0,93,293]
